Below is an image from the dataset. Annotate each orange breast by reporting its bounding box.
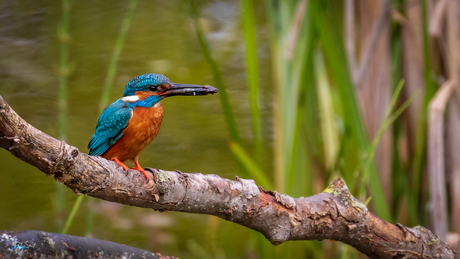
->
[102,102,164,162]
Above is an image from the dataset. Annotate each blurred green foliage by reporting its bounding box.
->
[190,0,431,257]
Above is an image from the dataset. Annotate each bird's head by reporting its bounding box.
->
[123,73,217,99]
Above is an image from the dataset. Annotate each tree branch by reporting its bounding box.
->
[0,230,172,259]
[0,95,457,258]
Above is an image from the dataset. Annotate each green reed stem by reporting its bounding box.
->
[309,0,390,220]
[61,194,84,235]
[230,141,272,189]
[241,0,263,165]
[411,0,437,223]
[61,195,84,234]
[56,0,70,232]
[188,0,242,145]
[58,0,70,141]
[315,50,339,171]
[99,0,138,111]
[266,0,314,194]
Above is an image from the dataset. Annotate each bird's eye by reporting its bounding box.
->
[149,85,158,91]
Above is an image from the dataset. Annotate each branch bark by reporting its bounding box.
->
[0,95,457,258]
[0,230,172,259]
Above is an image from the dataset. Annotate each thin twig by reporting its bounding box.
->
[428,0,447,37]
[345,0,357,80]
[447,0,460,106]
[428,80,456,241]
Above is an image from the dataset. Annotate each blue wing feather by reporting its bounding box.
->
[88,100,133,156]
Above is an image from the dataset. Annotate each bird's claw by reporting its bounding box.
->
[113,158,129,171]
[131,167,149,180]
[112,158,149,180]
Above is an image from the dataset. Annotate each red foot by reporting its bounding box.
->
[113,158,129,171]
[131,160,149,179]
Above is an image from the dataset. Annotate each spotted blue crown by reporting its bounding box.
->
[123,73,172,97]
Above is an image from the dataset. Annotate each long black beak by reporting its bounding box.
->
[160,83,218,97]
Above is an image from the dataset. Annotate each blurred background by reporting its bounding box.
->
[0,0,459,258]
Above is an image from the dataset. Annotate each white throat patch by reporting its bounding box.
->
[121,95,140,102]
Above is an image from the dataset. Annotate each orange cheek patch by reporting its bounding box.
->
[134,91,160,100]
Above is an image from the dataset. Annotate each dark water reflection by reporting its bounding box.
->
[0,0,273,257]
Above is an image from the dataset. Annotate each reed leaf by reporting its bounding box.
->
[230,141,272,190]
[411,0,438,221]
[315,50,339,171]
[188,0,242,145]
[309,0,390,220]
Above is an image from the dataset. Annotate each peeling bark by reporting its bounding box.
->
[0,95,458,258]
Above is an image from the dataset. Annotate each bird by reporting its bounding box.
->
[88,73,217,179]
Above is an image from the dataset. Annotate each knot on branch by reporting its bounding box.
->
[322,177,349,194]
[52,141,79,181]
[323,178,367,222]
[146,168,187,207]
[0,136,21,150]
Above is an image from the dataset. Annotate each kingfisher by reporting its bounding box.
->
[88,73,217,179]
